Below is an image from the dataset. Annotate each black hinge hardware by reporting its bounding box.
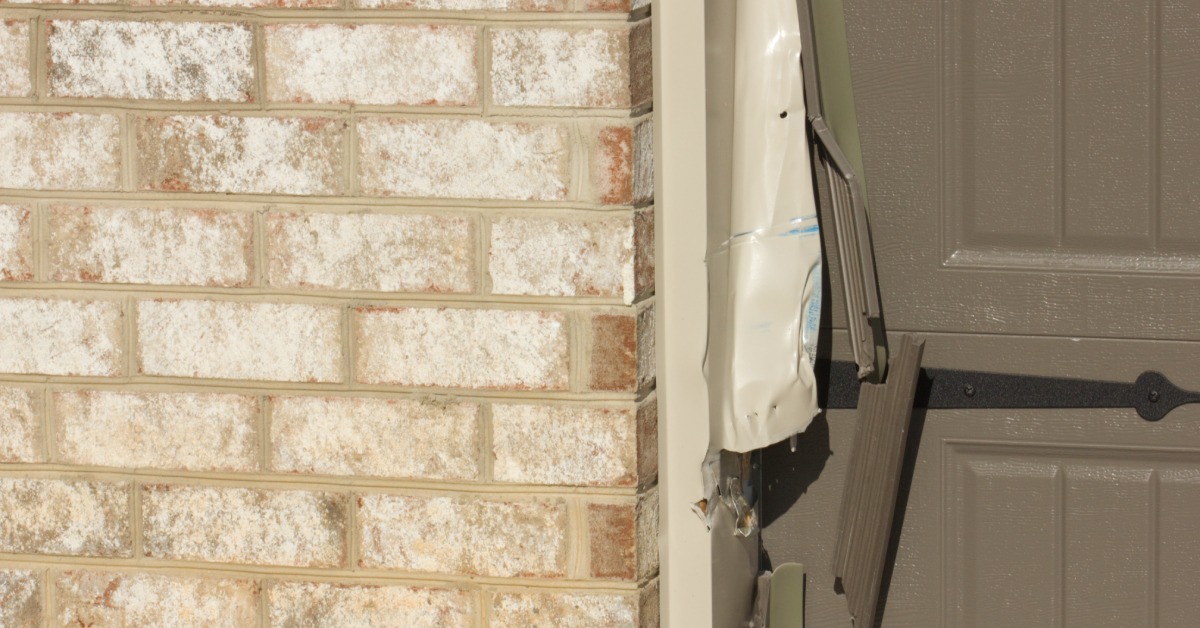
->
[821,360,1199,422]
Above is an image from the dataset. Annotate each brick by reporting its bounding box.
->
[636,394,657,486]
[0,569,40,627]
[265,24,477,106]
[7,0,114,4]
[589,118,652,206]
[634,207,655,299]
[56,571,258,627]
[633,119,654,203]
[357,118,568,200]
[0,477,130,557]
[358,493,567,577]
[47,21,253,102]
[0,205,32,281]
[355,307,569,390]
[489,590,640,627]
[137,300,342,383]
[586,490,656,580]
[492,403,636,487]
[489,214,637,302]
[491,27,635,108]
[55,390,258,472]
[0,113,120,191]
[353,0,565,9]
[0,298,123,377]
[630,20,652,105]
[142,485,347,567]
[131,0,335,7]
[270,396,480,481]
[49,206,253,287]
[266,211,474,293]
[270,581,474,627]
[137,115,344,195]
[0,21,29,97]
[0,387,41,463]
[639,579,660,628]
[589,305,654,392]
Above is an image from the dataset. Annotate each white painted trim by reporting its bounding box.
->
[653,4,714,627]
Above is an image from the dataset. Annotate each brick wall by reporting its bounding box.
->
[0,0,656,624]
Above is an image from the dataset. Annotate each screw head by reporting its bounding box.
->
[963,384,976,397]
[1149,390,1160,403]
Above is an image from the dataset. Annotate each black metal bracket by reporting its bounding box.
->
[821,361,1200,422]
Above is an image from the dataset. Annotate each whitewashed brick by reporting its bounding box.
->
[0,569,40,626]
[0,204,32,281]
[354,0,564,9]
[47,21,253,102]
[0,21,29,97]
[142,485,347,567]
[137,300,342,383]
[270,396,479,480]
[492,404,636,486]
[50,206,254,287]
[633,118,654,203]
[355,307,569,390]
[489,214,635,301]
[589,118,653,206]
[265,24,477,106]
[137,115,344,195]
[490,591,640,627]
[55,390,258,472]
[266,211,474,293]
[7,0,114,4]
[357,118,569,200]
[586,490,657,580]
[132,0,334,7]
[0,113,120,191]
[270,581,474,627]
[0,477,130,557]
[56,571,258,628]
[358,493,567,577]
[0,387,41,463]
[0,298,123,377]
[492,28,631,108]
[589,304,654,392]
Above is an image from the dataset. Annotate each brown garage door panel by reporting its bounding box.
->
[946,442,1200,628]
[840,0,1200,340]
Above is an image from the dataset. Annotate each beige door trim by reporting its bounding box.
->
[653,3,714,626]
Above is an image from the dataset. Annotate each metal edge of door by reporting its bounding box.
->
[704,1,764,625]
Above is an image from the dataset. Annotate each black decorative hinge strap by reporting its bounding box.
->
[821,361,1200,422]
